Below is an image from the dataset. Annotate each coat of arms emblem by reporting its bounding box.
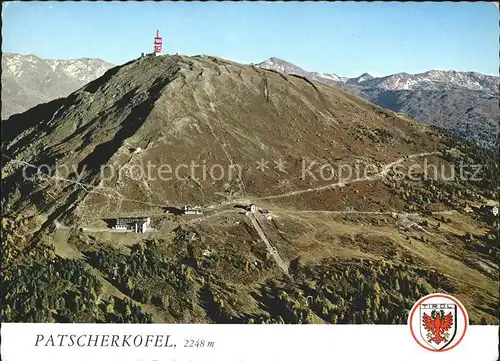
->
[409,293,468,352]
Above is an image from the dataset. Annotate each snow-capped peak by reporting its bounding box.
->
[256,57,347,86]
[345,73,374,85]
[257,57,310,78]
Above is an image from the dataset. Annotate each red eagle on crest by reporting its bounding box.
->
[422,309,454,344]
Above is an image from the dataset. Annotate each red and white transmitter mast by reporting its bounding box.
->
[153,30,163,55]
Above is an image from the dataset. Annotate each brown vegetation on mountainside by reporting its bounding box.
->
[1,55,498,324]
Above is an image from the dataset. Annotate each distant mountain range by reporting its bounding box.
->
[258,57,499,93]
[1,53,114,119]
[257,57,499,148]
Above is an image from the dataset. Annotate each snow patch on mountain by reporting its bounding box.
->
[3,53,113,83]
[2,53,114,119]
[47,58,112,83]
[4,54,43,77]
[358,70,499,93]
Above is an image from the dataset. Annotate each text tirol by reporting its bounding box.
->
[35,334,177,348]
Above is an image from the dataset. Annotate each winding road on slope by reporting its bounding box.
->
[245,151,440,202]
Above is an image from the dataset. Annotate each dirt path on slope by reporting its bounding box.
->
[247,213,290,278]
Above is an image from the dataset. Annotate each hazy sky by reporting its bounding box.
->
[2,1,498,77]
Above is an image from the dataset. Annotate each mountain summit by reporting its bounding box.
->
[3,53,438,223]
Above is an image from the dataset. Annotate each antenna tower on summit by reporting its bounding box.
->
[154,30,163,55]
